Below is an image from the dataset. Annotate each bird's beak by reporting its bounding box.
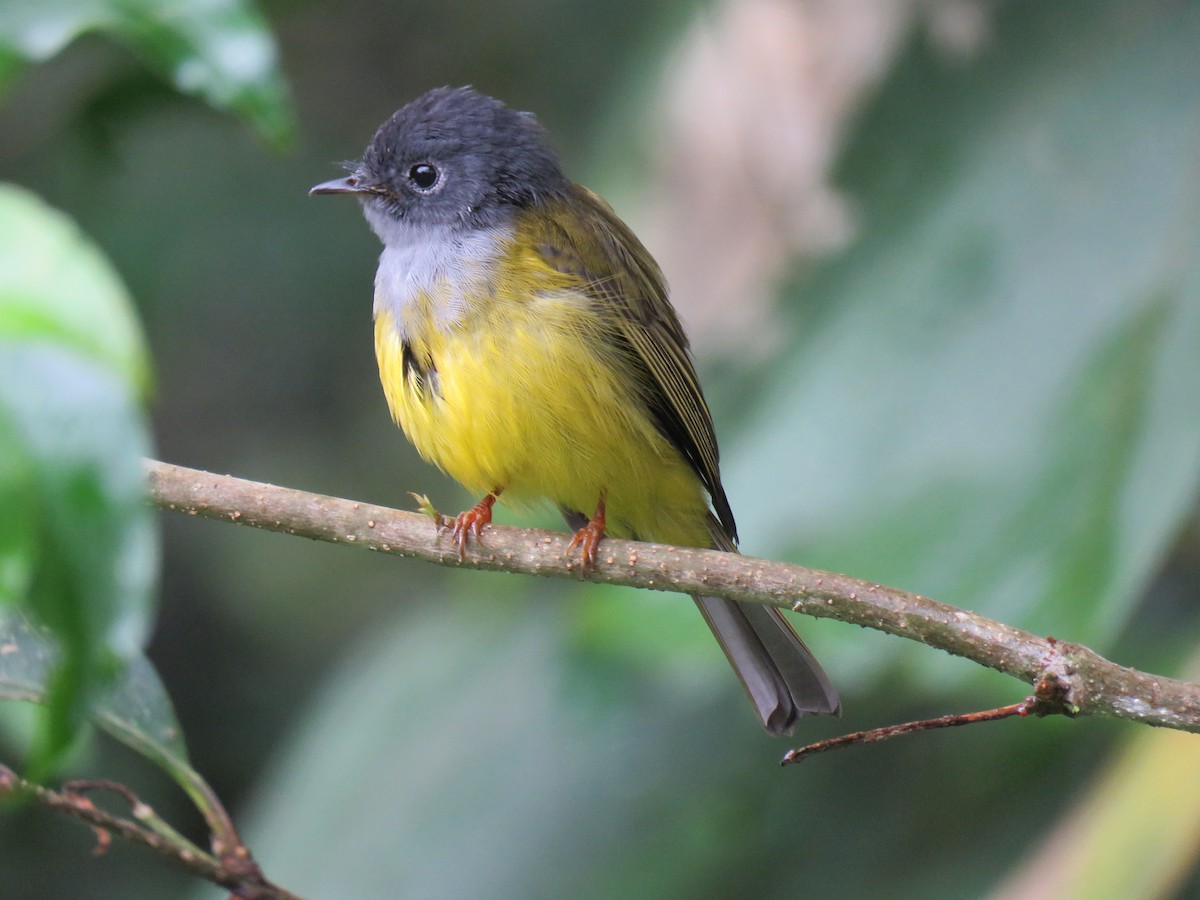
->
[309,176,368,196]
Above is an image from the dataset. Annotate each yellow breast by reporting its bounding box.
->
[373,248,711,546]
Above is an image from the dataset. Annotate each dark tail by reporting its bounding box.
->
[699,519,839,734]
[561,508,839,734]
[692,594,839,734]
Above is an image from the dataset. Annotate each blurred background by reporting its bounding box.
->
[2,0,1200,897]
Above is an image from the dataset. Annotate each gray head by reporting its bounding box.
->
[310,87,569,234]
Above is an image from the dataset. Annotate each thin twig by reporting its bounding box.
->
[62,779,208,857]
[0,766,303,900]
[782,704,1030,764]
[781,673,1072,764]
[144,459,1200,734]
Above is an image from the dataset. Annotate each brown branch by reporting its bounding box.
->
[0,765,304,900]
[781,672,1071,764]
[144,459,1200,734]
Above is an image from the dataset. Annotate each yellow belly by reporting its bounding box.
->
[375,299,712,547]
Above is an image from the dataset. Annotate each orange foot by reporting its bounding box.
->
[450,490,500,560]
[567,493,607,572]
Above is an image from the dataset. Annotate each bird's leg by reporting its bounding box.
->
[450,487,502,560]
[567,490,607,571]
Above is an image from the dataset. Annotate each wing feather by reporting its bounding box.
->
[525,185,737,542]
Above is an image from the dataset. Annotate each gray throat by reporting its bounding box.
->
[366,208,513,339]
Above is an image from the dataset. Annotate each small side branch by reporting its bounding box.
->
[782,672,1072,764]
[144,459,1200,734]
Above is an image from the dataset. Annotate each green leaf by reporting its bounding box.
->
[0,413,36,612]
[0,0,294,148]
[0,188,158,770]
[726,1,1200,674]
[0,606,193,781]
[2,603,234,857]
[0,345,157,769]
[0,184,151,396]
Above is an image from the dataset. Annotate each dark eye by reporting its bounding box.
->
[408,163,439,191]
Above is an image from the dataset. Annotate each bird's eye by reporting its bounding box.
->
[408,163,439,191]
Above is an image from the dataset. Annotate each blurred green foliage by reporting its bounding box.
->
[0,0,294,147]
[1,0,1199,898]
[1,0,297,795]
[0,184,162,771]
[732,0,1200,664]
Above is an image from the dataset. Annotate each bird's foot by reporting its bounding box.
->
[567,494,607,572]
[449,490,499,560]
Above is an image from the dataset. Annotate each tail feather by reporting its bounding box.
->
[693,595,840,734]
[703,515,838,733]
[561,506,840,734]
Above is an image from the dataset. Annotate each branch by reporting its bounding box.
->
[0,765,303,900]
[145,459,1200,734]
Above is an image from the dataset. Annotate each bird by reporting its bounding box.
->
[310,86,839,733]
